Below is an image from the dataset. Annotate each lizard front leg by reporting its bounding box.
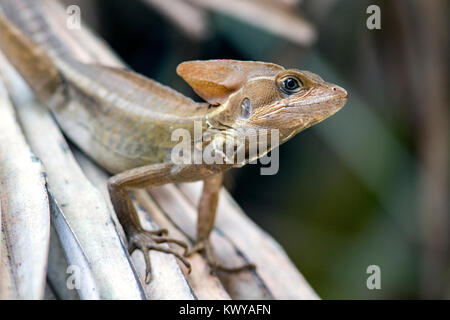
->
[189,173,256,273]
[108,163,192,283]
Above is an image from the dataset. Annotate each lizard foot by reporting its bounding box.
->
[187,239,256,273]
[128,229,191,283]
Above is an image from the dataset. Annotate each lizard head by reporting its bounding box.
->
[177,59,347,146]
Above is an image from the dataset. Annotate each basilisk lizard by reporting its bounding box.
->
[0,0,347,282]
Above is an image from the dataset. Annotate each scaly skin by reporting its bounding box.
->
[0,1,347,282]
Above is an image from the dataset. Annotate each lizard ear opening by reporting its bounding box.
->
[176,60,284,105]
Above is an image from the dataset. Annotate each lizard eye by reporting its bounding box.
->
[282,77,302,93]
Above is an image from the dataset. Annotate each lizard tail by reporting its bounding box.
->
[0,0,70,57]
[0,2,63,104]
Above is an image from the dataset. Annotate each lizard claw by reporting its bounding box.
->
[128,229,191,283]
[187,239,256,273]
[147,228,169,236]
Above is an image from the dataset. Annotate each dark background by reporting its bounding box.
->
[63,0,449,299]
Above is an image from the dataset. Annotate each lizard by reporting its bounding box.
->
[0,0,347,282]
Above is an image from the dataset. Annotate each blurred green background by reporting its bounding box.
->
[66,0,449,299]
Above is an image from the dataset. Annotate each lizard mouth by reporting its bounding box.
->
[263,93,347,119]
[287,83,348,114]
[289,84,348,107]
[248,84,347,126]
[289,93,347,108]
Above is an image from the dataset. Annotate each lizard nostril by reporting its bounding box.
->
[331,85,348,98]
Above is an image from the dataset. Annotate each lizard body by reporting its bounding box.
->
[0,0,347,281]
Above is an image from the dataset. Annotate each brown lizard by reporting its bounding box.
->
[0,0,347,282]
